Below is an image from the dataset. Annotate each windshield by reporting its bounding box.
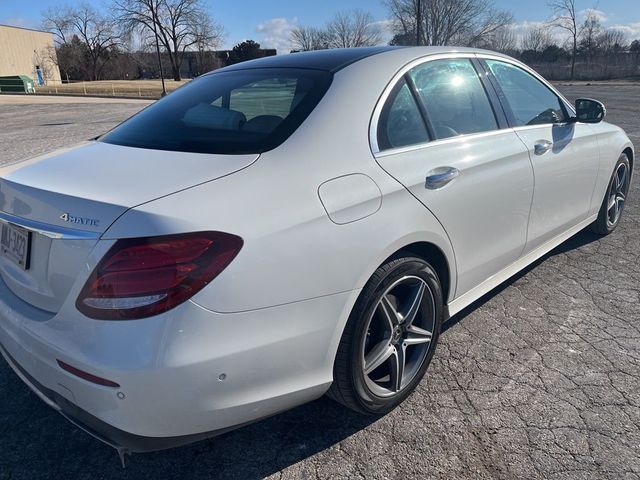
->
[100,68,333,155]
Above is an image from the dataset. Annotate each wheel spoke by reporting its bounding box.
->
[361,275,437,397]
[402,281,426,326]
[617,165,627,193]
[405,325,433,345]
[364,341,394,375]
[389,345,406,392]
[379,294,401,328]
[608,194,617,213]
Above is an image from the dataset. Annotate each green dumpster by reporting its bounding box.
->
[0,75,35,93]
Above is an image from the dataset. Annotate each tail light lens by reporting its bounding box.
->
[76,232,243,320]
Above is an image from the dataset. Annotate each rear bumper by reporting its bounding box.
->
[0,275,358,447]
[0,342,242,452]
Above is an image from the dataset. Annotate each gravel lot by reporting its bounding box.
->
[0,84,639,480]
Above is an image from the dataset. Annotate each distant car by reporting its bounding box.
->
[0,47,633,454]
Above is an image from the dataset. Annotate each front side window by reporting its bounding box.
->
[377,79,430,150]
[485,60,567,127]
[409,59,498,139]
[101,68,332,155]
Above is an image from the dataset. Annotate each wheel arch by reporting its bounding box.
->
[389,241,453,307]
[330,238,454,364]
[623,146,634,173]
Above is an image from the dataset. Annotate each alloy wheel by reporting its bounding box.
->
[361,275,435,397]
[607,162,629,227]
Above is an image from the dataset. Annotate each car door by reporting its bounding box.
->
[481,58,600,253]
[373,57,534,298]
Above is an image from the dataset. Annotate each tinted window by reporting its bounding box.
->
[377,79,429,150]
[485,60,567,126]
[101,68,332,155]
[409,59,498,139]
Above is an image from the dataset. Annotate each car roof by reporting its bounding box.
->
[211,46,507,75]
[214,46,405,74]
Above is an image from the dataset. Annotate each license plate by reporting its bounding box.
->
[0,222,31,270]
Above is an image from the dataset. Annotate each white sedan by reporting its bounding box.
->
[0,46,633,454]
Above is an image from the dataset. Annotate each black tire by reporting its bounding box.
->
[328,255,443,415]
[590,153,631,235]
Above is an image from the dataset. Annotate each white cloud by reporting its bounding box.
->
[255,17,298,54]
[609,22,640,40]
[371,19,395,45]
[579,8,609,23]
[507,20,563,47]
[508,19,547,35]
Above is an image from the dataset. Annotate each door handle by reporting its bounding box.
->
[534,140,553,155]
[425,167,460,189]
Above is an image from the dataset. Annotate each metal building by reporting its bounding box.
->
[0,24,62,85]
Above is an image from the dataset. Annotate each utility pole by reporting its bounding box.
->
[151,0,166,97]
[416,0,422,46]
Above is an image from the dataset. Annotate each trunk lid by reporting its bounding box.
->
[0,141,259,313]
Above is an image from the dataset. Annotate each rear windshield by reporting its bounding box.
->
[100,68,333,155]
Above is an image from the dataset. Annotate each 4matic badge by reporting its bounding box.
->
[60,213,100,228]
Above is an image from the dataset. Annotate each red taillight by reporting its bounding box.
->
[76,232,243,320]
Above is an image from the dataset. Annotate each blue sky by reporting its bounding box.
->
[2,0,640,52]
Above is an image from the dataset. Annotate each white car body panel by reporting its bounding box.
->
[0,46,633,449]
[1,141,259,232]
[514,123,600,253]
[376,129,533,297]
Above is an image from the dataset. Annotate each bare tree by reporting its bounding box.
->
[113,0,224,81]
[598,27,627,75]
[41,6,73,44]
[386,0,419,45]
[481,25,517,53]
[578,11,602,62]
[192,16,224,53]
[291,10,381,51]
[521,25,554,52]
[598,28,627,53]
[291,26,329,51]
[385,0,513,47]
[547,0,584,79]
[48,36,88,81]
[193,16,225,74]
[325,10,383,48]
[42,4,120,81]
[72,4,120,80]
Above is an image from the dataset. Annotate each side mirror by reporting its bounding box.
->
[572,98,606,123]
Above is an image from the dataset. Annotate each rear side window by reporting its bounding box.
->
[485,60,567,126]
[409,59,498,139]
[377,79,430,150]
[101,68,332,155]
